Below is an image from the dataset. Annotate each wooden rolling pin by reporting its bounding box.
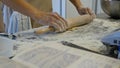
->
[35,14,95,34]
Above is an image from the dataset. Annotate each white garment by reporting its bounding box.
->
[3,5,12,33]
[8,11,32,34]
[3,5,32,34]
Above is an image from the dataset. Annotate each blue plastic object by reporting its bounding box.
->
[101,31,120,58]
[118,45,120,59]
[101,31,120,46]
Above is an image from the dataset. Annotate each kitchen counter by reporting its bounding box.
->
[2,14,120,68]
[13,15,120,57]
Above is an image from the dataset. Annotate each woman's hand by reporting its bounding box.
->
[34,12,68,32]
[77,7,96,19]
[77,7,94,15]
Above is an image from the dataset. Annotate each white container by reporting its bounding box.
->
[0,37,14,58]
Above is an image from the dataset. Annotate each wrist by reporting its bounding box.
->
[77,5,84,8]
[31,10,44,22]
[77,5,86,11]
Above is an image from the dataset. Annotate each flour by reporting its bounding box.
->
[15,18,120,55]
[33,19,120,41]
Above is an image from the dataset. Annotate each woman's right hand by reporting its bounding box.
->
[34,12,68,32]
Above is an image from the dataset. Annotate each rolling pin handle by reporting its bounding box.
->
[34,26,55,34]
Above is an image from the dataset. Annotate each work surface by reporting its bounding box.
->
[2,17,119,68]
[13,18,120,56]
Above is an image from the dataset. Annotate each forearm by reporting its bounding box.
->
[69,0,83,9]
[1,0,68,32]
[1,0,41,20]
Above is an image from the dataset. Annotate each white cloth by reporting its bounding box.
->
[3,5,13,33]
[8,11,32,34]
[3,5,32,34]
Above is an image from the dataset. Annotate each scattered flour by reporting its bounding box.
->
[14,18,120,55]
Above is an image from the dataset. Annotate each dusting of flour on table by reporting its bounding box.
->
[14,19,120,55]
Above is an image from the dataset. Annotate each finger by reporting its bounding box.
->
[58,20,66,32]
[79,9,86,15]
[84,8,89,14]
[52,13,66,30]
[50,22,62,32]
[53,17,66,32]
[51,13,67,32]
[55,12,68,27]
[52,12,68,29]
[45,15,63,31]
[54,20,65,32]
[87,8,93,15]
[44,16,62,32]
[87,8,96,18]
[79,11,85,15]
[54,13,68,31]
[80,8,88,14]
[50,16,65,32]
[37,13,63,32]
